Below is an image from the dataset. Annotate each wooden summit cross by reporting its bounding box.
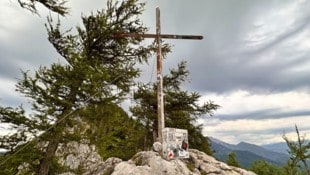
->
[115,8,203,143]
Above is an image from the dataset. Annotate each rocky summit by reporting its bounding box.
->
[112,149,256,175]
[18,141,256,175]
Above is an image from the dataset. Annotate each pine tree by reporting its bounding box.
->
[249,160,284,175]
[282,159,304,175]
[130,61,220,155]
[0,0,154,174]
[226,152,241,167]
[17,0,68,16]
[283,125,310,175]
[81,102,146,160]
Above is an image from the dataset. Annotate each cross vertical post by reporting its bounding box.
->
[156,7,164,143]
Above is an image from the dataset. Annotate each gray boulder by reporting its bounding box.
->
[56,141,121,175]
[111,149,256,175]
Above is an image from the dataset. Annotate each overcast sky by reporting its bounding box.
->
[1,0,310,145]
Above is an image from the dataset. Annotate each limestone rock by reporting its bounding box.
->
[110,149,256,175]
[90,157,122,175]
[152,141,162,152]
[112,151,193,175]
[56,141,121,175]
[16,162,35,175]
[56,141,100,171]
[189,149,256,175]
[17,140,256,175]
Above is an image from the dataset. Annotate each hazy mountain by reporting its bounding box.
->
[209,137,237,150]
[235,142,289,164]
[262,142,289,155]
[209,137,290,168]
[210,140,280,168]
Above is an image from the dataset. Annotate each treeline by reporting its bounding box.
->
[0,0,219,174]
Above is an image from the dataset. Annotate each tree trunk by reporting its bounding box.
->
[38,129,62,175]
[152,121,158,143]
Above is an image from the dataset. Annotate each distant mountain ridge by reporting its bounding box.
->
[209,137,290,168]
[261,142,289,155]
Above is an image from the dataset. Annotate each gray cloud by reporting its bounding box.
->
[3,0,308,95]
[156,0,310,94]
[212,126,294,136]
[217,108,310,121]
[244,18,310,55]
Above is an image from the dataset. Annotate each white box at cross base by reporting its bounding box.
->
[162,128,189,159]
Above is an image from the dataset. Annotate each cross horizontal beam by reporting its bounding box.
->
[114,33,203,40]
